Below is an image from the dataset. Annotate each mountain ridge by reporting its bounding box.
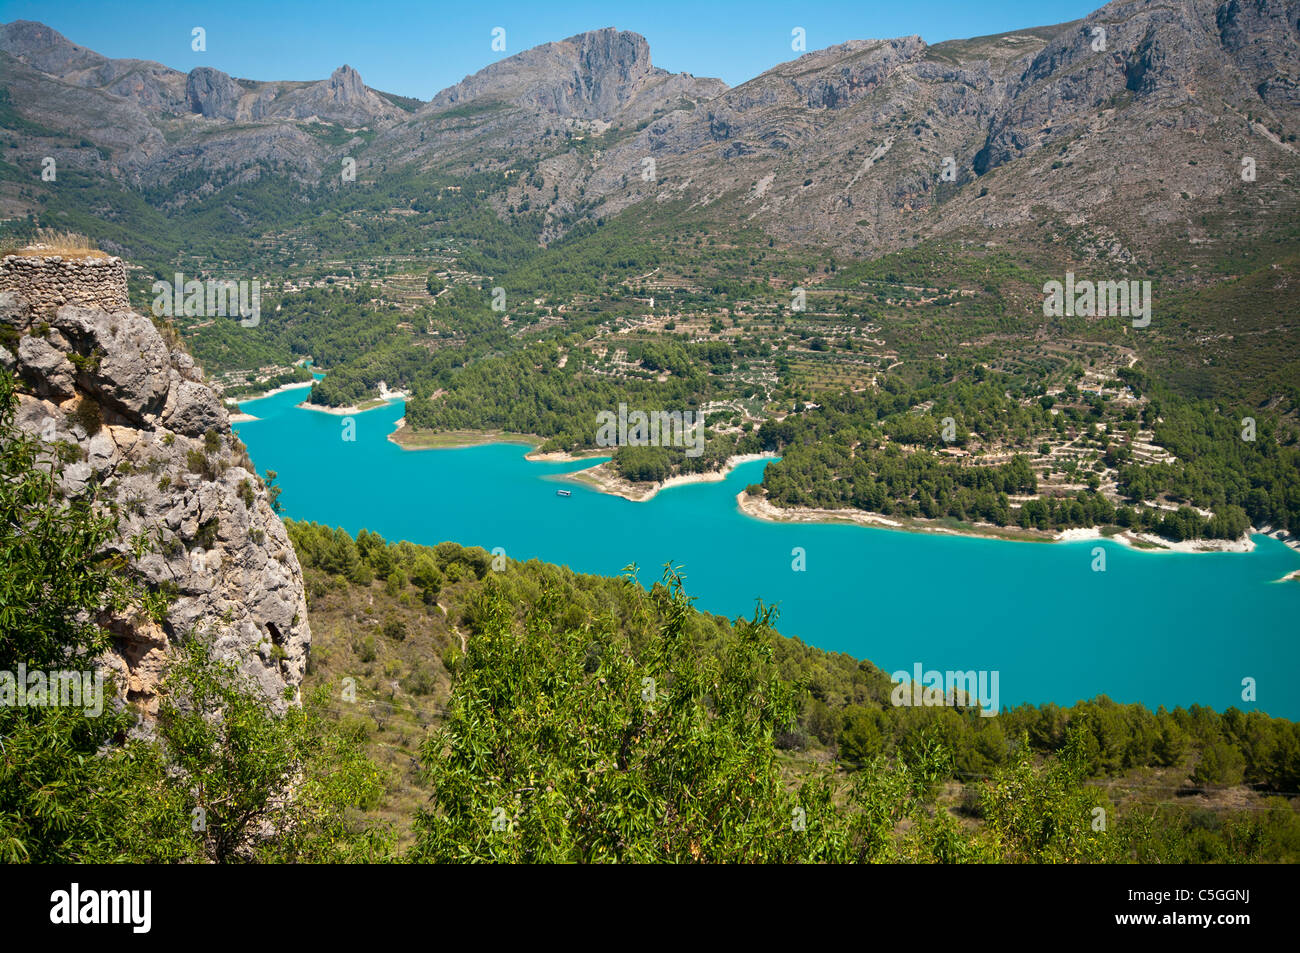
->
[2,0,1297,261]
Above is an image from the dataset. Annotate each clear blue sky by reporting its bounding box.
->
[1,0,1102,98]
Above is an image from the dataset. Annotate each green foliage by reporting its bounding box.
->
[980,730,1120,862]
[151,642,390,863]
[398,558,1195,863]
[0,641,392,864]
[1117,397,1300,534]
[67,395,102,436]
[223,365,313,399]
[756,368,1298,538]
[409,567,840,862]
[0,699,168,863]
[0,375,131,670]
[758,386,1041,527]
[194,516,219,550]
[1192,741,1247,789]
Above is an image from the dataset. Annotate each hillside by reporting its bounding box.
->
[5,2,1297,255]
[288,521,1300,861]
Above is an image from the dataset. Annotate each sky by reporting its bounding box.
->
[0,0,1103,98]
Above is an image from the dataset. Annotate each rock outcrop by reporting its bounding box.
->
[186,66,243,120]
[270,64,405,125]
[1,257,311,713]
[429,28,667,120]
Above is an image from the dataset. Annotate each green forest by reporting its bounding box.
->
[755,373,1295,537]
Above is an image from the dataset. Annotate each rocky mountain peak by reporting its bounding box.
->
[186,66,242,119]
[571,28,657,114]
[0,19,99,74]
[328,64,368,101]
[430,27,669,119]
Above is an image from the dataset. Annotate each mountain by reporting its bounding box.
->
[4,0,1296,259]
[0,19,408,190]
[427,28,724,121]
[505,0,1298,255]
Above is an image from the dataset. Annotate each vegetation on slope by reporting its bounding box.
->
[7,140,1297,542]
[287,521,1300,862]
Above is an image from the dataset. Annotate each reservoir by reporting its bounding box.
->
[234,386,1300,718]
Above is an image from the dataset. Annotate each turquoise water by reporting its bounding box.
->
[234,386,1300,718]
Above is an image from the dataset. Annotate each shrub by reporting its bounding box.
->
[382,617,407,642]
[195,517,219,550]
[1192,741,1246,789]
[185,448,224,481]
[67,396,102,436]
[67,350,102,376]
[401,665,436,696]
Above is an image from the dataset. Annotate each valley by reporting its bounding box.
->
[2,0,1299,871]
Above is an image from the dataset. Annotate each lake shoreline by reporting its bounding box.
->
[736,490,1055,543]
[300,384,407,417]
[561,453,780,502]
[299,398,390,416]
[383,425,1298,555]
[734,489,1289,554]
[389,426,776,499]
[228,379,315,405]
[388,421,554,450]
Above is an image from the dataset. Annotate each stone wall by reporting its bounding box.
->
[0,254,130,316]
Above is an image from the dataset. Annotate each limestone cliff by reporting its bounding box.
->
[0,254,310,712]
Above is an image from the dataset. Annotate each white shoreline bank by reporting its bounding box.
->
[736,491,1298,556]
[562,452,780,502]
[1054,525,1257,554]
[229,379,315,405]
[298,383,409,417]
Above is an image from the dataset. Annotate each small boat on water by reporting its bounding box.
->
[556,489,572,497]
